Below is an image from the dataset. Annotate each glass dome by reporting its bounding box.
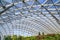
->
[0,0,60,39]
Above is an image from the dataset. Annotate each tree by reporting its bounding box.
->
[11,35,17,40]
[17,36,23,40]
[4,35,12,40]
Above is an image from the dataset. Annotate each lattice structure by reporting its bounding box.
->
[0,0,60,37]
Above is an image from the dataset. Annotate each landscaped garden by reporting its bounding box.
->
[4,32,60,40]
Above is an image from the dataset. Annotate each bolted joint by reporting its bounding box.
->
[22,0,25,3]
[35,0,37,1]
[41,5,43,7]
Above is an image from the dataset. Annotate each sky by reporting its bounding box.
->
[0,0,59,36]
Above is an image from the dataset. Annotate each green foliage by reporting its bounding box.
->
[4,35,12,40]
[17,36,24,40]
[11,35,17,40]
[4,34,60,40]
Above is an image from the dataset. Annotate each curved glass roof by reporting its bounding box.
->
[0,0,60,36]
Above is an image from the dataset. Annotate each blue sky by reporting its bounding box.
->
[0,0,59,36]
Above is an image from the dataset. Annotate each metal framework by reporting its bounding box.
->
[0,0,60,36]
